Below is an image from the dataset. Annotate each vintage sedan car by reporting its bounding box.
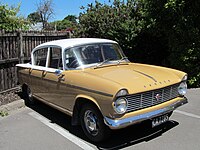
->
[17,38,188,142]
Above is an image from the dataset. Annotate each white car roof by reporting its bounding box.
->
[34,38,118,50]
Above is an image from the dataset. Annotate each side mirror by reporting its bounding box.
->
[55,69,62,76]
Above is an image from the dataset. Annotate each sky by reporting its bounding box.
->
[1,0,112,21]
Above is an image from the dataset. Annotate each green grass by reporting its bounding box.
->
[0,110,9,117]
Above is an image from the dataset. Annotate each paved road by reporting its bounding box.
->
[0,89,200,150]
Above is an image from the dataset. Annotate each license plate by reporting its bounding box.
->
[152,114,169,127]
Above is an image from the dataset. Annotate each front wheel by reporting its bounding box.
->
[80,104,111,142]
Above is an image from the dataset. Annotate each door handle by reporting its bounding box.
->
[58,74,65,81]
[42,71,47,78]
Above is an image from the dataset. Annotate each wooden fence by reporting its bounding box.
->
[0,30,70,94]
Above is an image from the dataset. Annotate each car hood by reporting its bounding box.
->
[85,63,184,94]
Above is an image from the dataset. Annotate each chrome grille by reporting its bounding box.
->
[126,83,179,112]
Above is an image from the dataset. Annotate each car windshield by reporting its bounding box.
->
[65,43,128,69]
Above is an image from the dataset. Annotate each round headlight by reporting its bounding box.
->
[114,98,127,114]
[182,75,188,81]
[178,82,187,95]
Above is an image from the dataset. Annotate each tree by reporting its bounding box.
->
[64,15,77,24]
[0,4,29,31]
[77,0,146,60]
[140,0,200,87]
[37,0,54,30]
[51,15,78,31]
[27,12,42,23]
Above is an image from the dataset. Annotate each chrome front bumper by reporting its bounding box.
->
[104,97,188,129]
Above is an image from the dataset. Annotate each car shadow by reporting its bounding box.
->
[19,94,179,150]
[96,120,178,150]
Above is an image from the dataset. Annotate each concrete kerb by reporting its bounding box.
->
[0,99,25,113]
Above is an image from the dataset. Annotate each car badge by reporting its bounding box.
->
[155,94,161,101]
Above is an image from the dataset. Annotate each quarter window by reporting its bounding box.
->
[34,48,48,66]
[65,48,79,69]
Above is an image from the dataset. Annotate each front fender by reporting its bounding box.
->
[75,94,101,111]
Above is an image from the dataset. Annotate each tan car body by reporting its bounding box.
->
[17,38,187,131]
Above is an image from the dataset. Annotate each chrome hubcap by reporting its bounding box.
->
[27,87,32,98]
[84,110,98,136]
[27,87,33,102]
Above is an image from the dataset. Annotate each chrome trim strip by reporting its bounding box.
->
[133,69,157,82]
[66,84,113,97]
[104,97,188,129]
[33,95,73,116]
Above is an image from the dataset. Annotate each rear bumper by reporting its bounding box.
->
[104,97,188,129]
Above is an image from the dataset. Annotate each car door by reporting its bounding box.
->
[41,47,75,112]
[30,47,49,99]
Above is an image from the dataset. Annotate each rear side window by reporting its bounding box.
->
[49,47,63,69]
[34,48,48,66]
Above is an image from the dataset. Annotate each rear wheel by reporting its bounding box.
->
[80,104,111,142]
[22,85,35,106]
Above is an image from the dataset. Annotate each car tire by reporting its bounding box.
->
[22,85,35,106]
[80,103,111,142]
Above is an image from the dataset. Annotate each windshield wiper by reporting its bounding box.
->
[118,57,129,64]
[95,58,111,68]
[95,57,129,69]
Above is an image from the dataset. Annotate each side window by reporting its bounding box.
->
[34,48,48,66]
[65,49,79,69]
[49,47,62,69]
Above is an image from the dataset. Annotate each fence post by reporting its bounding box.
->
[18,31,24,63]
